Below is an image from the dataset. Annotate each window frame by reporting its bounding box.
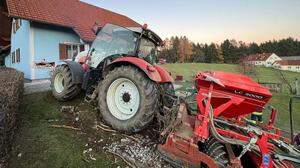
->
[59,43,85,60]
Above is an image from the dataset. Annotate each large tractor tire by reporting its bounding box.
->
[98,66,158,133]
[204,138,230,168]
[51,65,81,101]
[160,83,175,108]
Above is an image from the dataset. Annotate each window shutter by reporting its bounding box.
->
[59,44,67,60]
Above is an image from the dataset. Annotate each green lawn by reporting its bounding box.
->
[162,63,300,132]
[9,92,125,168]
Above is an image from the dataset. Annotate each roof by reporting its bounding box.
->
[5,0,141,42]
[281,56,300,61]
[274,60,300,66]
[242,53,274,62]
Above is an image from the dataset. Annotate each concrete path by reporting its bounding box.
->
[24,79,51,95]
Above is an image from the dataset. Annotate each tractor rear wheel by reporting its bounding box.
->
[98,66,158,133]
[160,83,175,108]
[51,65,81,101]
[204,138,229,168]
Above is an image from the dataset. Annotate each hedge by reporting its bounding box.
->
[0,67,24,159]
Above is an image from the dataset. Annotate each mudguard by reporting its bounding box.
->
[110,57,174,83]
[55,60,85,84]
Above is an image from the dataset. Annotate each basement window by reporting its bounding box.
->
[34,59,55,68]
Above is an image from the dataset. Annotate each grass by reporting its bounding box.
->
[9,92,124,168]
[162,63,300,131]
[8,63,300,168]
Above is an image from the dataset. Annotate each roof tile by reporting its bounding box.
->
[275,60,300,66]
[6,0,141,42]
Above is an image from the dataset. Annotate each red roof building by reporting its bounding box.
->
[274,60,300,66]
[241,53,281,67]
[273,60,300,72]
[5,0,140,42]
[0,0,142,79]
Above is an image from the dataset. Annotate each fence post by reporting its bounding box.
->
[296,78,299,95]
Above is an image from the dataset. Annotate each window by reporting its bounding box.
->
[12,19,22,34]
[16,49,20,62]
[59,43,85,60]
[11,49,20,63]
[11,52,15,63]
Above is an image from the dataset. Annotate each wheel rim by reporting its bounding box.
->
[54,73,65,93]
[106,78,140,120]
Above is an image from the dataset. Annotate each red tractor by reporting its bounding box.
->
[51,23,173,132]
[158,71,300,168]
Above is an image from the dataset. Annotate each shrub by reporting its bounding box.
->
[0,67,24,160]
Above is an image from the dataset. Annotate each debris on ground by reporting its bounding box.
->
[105,135,171,168]
[50,124,81,131]
[60,106,76,113]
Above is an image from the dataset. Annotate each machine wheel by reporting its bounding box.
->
[51,65,81,101]
[204,138,229,168]
[98,65,158,133]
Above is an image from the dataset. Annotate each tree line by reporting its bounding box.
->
[158,37,300,64]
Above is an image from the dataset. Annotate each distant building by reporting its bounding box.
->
[242,53,281,67]
[0,0,140,80]
[273,60,300,73]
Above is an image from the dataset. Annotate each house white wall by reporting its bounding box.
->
[31,22,81,80]
[247,54,282,67]
[5,19,32,79]
[265,53,282,67]
[273,64,300,72]
[5,19,85,80]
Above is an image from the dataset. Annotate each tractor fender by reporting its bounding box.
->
[55,60,84,84]
[109,57,173,83]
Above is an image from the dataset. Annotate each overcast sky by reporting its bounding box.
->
[81,0,300,44]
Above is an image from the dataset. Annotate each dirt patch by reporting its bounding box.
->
[58,103,172,168]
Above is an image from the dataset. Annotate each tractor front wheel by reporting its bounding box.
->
[51,65,81,101]
[98,66,158,133]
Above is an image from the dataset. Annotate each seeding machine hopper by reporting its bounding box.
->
[158,71,300,168]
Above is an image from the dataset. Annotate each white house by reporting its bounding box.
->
[273,60,300,73]
[242,53,281,67]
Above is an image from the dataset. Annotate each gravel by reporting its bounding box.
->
[24,79,51,95]
[105,135,172,168]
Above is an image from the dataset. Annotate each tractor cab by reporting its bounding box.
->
[87,23,163,68]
